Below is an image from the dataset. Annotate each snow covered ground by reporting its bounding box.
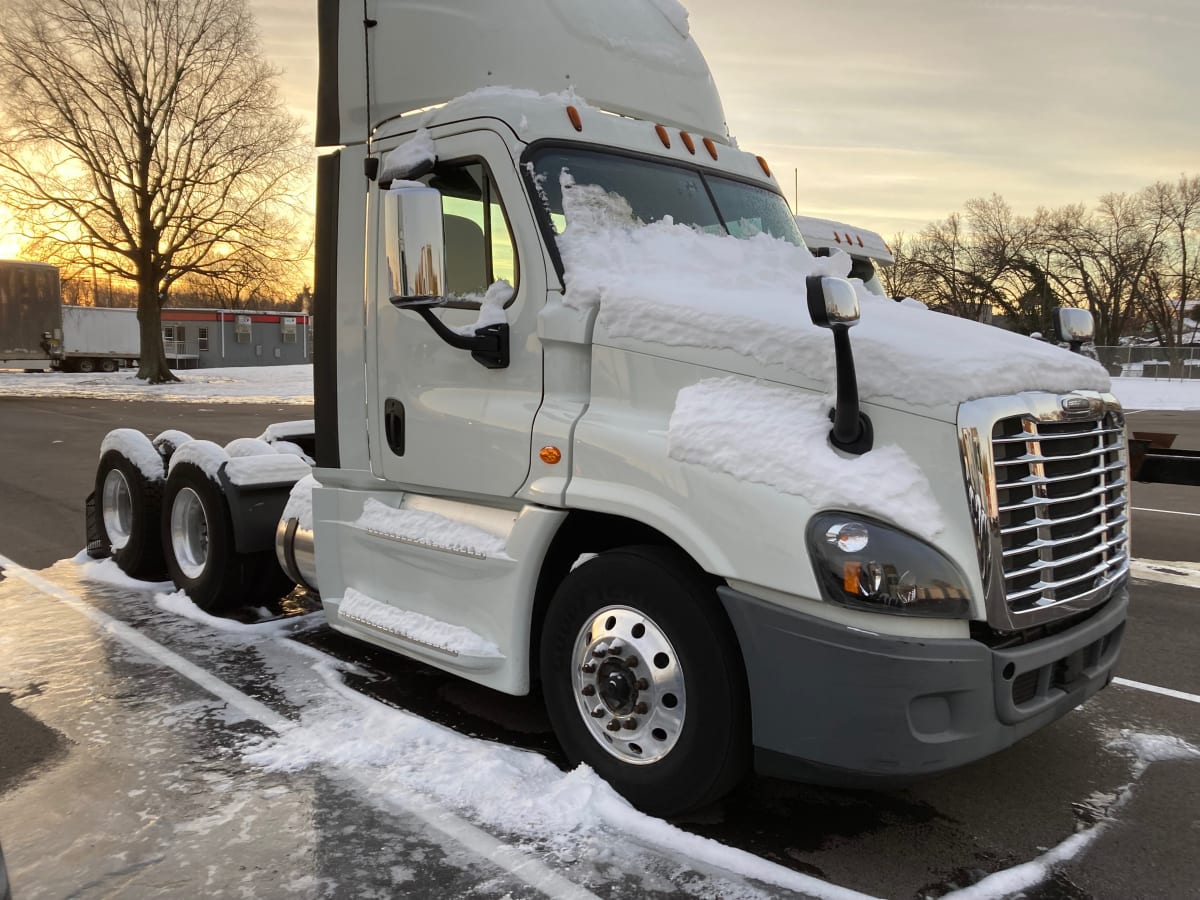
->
[1,361,1197,411]
[0,364,313,404]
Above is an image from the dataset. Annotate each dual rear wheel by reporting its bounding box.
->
[93,443,292,612]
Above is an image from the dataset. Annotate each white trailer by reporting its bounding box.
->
[59,305,140,372]
[87,0,1130,817]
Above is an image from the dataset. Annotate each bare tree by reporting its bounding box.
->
[0,0,310,382]
[1138,175,1200,359]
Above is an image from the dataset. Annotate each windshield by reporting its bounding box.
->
[528,147,803,245]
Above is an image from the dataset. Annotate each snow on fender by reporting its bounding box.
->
[94,428,168,579]
[100,428,166,482]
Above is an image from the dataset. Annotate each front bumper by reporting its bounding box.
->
[718,584,1127,785]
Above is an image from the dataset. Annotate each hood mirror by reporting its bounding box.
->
[1053,307,1094,354]
[807,276,872,455]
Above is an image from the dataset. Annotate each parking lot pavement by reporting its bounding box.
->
[1,556,1198,900]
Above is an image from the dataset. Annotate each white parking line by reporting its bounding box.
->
[1132,506,1200,518]
[1130,558,1200,588]
[0,552,602,900]
[1113,678,1200,705]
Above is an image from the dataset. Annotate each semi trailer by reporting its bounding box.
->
[86,0,1130,816]
[0,260,62,370]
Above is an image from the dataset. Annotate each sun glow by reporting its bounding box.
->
[0,205,26,259]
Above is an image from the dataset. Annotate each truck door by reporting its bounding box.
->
[368,130,544,497]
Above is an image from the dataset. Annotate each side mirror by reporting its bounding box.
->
[384,184,445,301]
[1053,307,1095,354]
[382,184,509,369]
[807,276,861,328]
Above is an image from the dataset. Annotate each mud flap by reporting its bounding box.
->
[84,491,109,559]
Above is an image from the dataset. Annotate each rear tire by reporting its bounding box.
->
[540,545,750,817]
[162,462,284,612]
[99,358,118,373]
[76,357,96,373]
[94,448,166,580]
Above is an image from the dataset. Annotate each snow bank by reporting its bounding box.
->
[555,175,1108,408]
[669,378,944,539]
[70,550,173,592]
[354,498,509,558]
[153,590,302,635]
[1110,377,1200,411]
[0,364,312,404]
[337,588,502,658]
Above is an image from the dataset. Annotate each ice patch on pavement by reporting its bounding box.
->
[153,590,314,636]
[1109,731,1200,775]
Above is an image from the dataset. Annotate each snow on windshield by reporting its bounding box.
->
[552,173,1110,409]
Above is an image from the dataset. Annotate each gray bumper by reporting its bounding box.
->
[718,585,1127,785]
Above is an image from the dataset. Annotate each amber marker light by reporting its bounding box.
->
[655,124,671,148]
[702,137,718,160]
[539,446,562,464]
[756,155,771,176]
[843,561,862,595]
[680,131,695,154]
[566,106,583,132]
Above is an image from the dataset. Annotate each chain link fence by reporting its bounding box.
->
[1094,345,1200,380]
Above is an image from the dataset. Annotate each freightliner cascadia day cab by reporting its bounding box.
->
[87,0,1129,816]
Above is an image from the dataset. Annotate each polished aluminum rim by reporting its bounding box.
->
[100,468,133,551]
[170,487,209,580]
[571,605,686,765]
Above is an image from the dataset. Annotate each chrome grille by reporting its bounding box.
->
[959,392,1130,632]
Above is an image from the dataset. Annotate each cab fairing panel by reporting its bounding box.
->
[311,484,567,694]
[565,346,987,634]
[327,0,728,146]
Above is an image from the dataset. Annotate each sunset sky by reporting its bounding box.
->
[250,0,1199,240]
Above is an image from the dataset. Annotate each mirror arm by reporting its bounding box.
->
[390,297,510,369]
[829,324,874,454]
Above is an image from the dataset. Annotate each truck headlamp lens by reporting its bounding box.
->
[808,513,970,618]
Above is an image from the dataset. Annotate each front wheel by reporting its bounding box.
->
[540,546,750,817]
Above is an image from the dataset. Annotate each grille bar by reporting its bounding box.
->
[1005,552,1129,604]
[992,425,1123,444]
[1003,533,1129,580]
[994,441,1126,467]
[997,478,1126,514]
[1004,459,1125,488]
[1001,513,1129,558]
[1000,497,1127,537]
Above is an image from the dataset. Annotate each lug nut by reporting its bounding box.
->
[634,702,648,715]
[590,706,605,718]
[581,661,596,674]
[581,684,595,696]
[608,640,624,655]
[606,718,622,732]
[636,678,649,691]
[592,643,608,658]
[622,717,638,730]
[625,656,639,668]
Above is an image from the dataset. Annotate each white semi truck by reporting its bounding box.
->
[86,0,1129,816]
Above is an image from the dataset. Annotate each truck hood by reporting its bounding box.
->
[556,184,1110,423]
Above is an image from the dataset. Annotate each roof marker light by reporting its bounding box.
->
[703,137,718,160]
[566,106,582,132]
[844,233,853,243]
[857,235,864,247]
[655,124,671,148]
[756,155,771,177]
[680,131,696,154]
[834,232,842,243]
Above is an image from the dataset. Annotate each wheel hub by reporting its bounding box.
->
[170,486,210,580]
[571,605,686,765]
[101,468,134,551]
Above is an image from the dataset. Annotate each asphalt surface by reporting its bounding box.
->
[0,396,1198,899]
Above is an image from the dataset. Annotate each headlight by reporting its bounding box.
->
[806,513,971,618]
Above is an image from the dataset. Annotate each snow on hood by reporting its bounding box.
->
[555,177,1109,410]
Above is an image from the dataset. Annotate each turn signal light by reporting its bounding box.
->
[539,446,562,464]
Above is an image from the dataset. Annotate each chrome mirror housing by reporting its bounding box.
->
[384,184,445,301]
[807,276,861,329]
[1053,307,1095,352]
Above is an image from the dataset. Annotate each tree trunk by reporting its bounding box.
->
[135,283,179,383]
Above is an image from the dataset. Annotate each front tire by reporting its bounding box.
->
[94,447,166,580]
[540,545,750,817]
[162,462,260,613]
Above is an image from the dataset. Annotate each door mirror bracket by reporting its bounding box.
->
[390,297,510,369]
